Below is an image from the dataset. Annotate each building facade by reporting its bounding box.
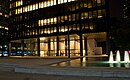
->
[0,0,9,56]
[9,0,109,57]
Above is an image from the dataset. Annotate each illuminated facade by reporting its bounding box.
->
[0,0,9,56]
[9,0,109,57]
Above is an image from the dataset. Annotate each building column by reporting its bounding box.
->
[106,0,110,55]
[37,37,40,56]
[84,37,88,56]
[8,43,11,56]
[68,34,70,58]
[65,37,67,56]
[48,38,50,56]
[56,36,59,56]
[21,40,24,57]
[80,34,83,56]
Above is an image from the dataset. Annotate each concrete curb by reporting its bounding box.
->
[14,67,130,78]
[0,63,21,71]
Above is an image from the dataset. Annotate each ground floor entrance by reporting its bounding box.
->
[9,32,107,57]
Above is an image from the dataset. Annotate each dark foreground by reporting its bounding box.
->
[0,70,130,80]
[0,57,130,80]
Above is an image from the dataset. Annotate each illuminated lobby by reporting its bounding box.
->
[9,0,109,57]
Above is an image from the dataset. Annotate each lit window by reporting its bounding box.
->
[58,0,61,4]
[23,6,28,12]
[9,12,12,16]
[0,12,2,15]
[89,23,93,30]
[39,2,44,8]
[47,1,50,7]
[35,4,38,9]
[18,8,22,14]
[38,20,44,26]
[29,5,33,11]
[44,1,47,7]
[97,0,101,3]
[54,0,56,5]
[4,14,8,18]
[61,0,64,4]
[10,4,12,8]
[98,10,102,18]
[54,17,57,23]
[88,3,92,8]
[84,3,88,8]
[33,4,36,10]
[102,0,105,5]
[89,11,92,19]
[64,0,67,3]
[44,19,47,25]
[50,0,54,6]
[81,12,88,19]
[50,18,53,24]
[5,27,8,30]
[16,0,23,7]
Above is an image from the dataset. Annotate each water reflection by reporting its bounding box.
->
[109,63,114,67]
[51,57,130,68]
[124,63,129,68]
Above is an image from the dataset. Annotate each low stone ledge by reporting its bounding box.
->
[14,67,130,78]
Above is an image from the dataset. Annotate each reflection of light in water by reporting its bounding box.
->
[124,51,130,63]
[66,61,71,66]
[124,63,129,68]
[109,63,114,67]
[83,57,86,62]
[116,63,121,67]
[108,62,130,68]
[109,51,114,63]
[116,50,121,62]
[82,57,86,67]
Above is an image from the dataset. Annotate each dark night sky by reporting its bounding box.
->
[109,0,123,18]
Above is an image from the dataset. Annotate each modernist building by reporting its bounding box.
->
[0,0,9,56]
[9,0,109,57]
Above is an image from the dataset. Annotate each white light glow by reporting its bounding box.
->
[124,51,129,62]
[116,50,121,62]
[109,51,114,63]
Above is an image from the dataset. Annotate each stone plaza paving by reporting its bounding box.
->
[0,56,130,80]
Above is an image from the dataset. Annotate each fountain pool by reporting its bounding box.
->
[51,51,130,68]
[51,57,130,68]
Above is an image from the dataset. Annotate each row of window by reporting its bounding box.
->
[10,0,75,15]
[11,22,95,38]
[38,9,106,26]
[39,23,94,34]
[0,26,8,30]
[10,0,76,9]
[11,8,106,25]
[10,0,105,16]
[11,9,106,33]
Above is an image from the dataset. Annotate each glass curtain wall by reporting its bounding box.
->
[40,35,81,57]
[10,38,38,56]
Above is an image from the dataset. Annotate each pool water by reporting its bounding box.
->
[51,57,130,68]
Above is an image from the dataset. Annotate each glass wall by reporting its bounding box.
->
[10,38,38,56]
[9,32,106,57]
[40,35,81,57]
